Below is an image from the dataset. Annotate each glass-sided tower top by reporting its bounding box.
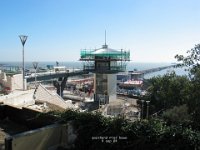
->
[80,44,130,73]
[80,44,130,61]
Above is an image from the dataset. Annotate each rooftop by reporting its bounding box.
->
[80,44,130,61]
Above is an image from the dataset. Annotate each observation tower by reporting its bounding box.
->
[80,35,130,104]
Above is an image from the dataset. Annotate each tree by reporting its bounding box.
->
[175,44,200,128]
[162,104,191,125]
[146,72,190,115]
[175,44,200,75]
[53,110,200,150]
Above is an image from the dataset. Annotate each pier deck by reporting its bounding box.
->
[129,65,175,75]
[26,70,89,82]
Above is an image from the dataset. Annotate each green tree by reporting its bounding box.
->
[162,104,191,125]
[175,44,200,128]
[175,44,200,75]
[146,72,190,115]
[54,110,200,150]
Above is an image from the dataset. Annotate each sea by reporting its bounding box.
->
[0,61,188,79]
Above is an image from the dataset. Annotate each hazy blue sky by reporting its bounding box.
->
[0,0,200,62]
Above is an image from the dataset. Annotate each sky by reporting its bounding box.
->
[0,0,200,63]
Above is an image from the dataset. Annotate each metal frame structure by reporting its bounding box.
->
[80,46,130,73]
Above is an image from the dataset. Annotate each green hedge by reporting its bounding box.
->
[55,110,200,150]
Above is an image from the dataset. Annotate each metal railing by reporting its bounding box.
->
[83,65,126,72]
[80,49,130,61]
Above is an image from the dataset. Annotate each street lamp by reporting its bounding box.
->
[141,100,144,119]
[146,101,150,119]
[19,35,28,91]
[32,62,38,87]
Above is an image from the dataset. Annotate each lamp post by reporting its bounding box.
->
[19,35,28,91]
[141,100,144,119]
[32,62,38,87]
[146,101,150,119]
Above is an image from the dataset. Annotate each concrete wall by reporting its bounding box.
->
[1,105,78,150]
[11,74,24,90]
[0,72,11,89]
[35,84,75,110]
[107,74,116,102]
[5,124,68,150]
[3,92,35,107]
[1,105,58,130]
[0,72,25,91]
[94,73,117,103]
[93,74,96,94]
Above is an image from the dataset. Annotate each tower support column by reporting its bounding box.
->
[107,74,116,102]
[53,77,68,97]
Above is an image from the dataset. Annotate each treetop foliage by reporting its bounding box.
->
[55,110,200,150]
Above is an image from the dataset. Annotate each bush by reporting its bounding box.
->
[55,110,200,150]
[162,104,191,125]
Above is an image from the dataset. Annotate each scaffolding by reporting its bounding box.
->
[80,48,130,61]
[79,43,130,103]
[80,45,130,73]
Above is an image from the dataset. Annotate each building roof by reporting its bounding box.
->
[80,44,130,61]
[92,45,122,55]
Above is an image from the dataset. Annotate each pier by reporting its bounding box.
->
[26,70,89,82]
[129,64,175,75]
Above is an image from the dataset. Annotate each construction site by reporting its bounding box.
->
[0,42,143,149]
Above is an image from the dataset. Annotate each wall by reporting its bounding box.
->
[1,105,77,150]
[0,72,25,91]
[11,74,24,90]
[35,84,75,110]
[5,124,68,150]
[0,72,11,89]
[1,105,58,130]
[107,74,116,102]
[3,92,35,107]
[93,74,98,102]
